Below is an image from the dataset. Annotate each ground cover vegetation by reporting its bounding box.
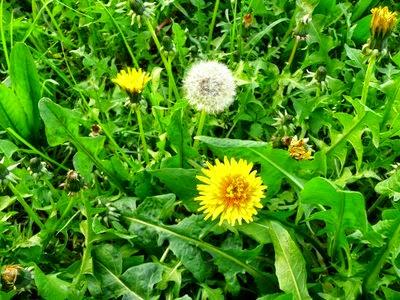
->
[0,0,399,299]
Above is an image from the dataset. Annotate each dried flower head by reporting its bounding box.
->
[1,265,22,287]
[183,61,236,114]
[1,265,33,291]
[112,67,151,99]
[89,124,102,137]
[196,157,266,226]
[243,13,253,28]
[288,136,313,160]
[60,170,83,194]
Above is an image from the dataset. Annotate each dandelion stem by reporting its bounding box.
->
[286,36,299,70]
[8,183,44,230]
[229,0,238,62]
[134,105,150,165]
[361,52,377,106]
[207,0,220,53]
[193,110,207,150]
[145,19,180,102]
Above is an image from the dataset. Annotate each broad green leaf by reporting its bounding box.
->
[94,260,145,300]
[38,98,82,146]
[151,168,198,210]
[93,244,123,276]
[267,220,311,300]
[135,194,176,221]
[0,139,18,158]
[34,266,73,300]
[10,42,41,139]
[237,220,272,244]
[120,263,164,299]
[0,85,30,138]
[300,177,368,256]
[73,136,106,180]
[167,107,196,167]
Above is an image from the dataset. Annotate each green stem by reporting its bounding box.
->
[360,53,377,106]
[286,36,299,70]
[193,110,207,150]
[135,105,150,165]
[9,183,44,229]
[145,19,180,102]
[6,128,68,171]
[207,0,220,53]
[229,0,238,62]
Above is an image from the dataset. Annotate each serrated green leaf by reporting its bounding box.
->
[324,97,380,169]
[34,266,73,300]
[126,215,268,282]
[375,169,400,201]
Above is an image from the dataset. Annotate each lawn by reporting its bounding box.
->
[0,0,399,299]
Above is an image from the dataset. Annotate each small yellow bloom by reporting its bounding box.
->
[288,136,313,160]
[370,7,397,39]
[112,67,151,96]
[196,157,266,226]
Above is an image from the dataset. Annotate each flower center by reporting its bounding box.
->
[198,78,221,97]
[221,175,251,207]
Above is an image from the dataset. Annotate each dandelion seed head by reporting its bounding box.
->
[183,61,236,114]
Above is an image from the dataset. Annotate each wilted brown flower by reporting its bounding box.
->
[243,13,253,28]
[288,136,313,160]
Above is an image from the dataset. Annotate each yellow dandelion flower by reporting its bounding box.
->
[196,157,266,226]
[288,136,313,160]
[371,6,397,39]
[112,67,151,96]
